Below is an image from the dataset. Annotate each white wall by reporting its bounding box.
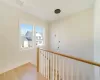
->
[94,0,100,80]
[94,0,100,63]
[49,8,94,80]
[0,1,48,74]
[49,8,94,60]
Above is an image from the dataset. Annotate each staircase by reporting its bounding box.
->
[37,48,100,80]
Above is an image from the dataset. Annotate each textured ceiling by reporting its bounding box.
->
[1,0,94,21]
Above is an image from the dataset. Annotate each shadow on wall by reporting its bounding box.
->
[0,34,18,73]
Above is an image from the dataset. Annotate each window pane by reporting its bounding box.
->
[20,24,33,48]
[35,26,44,46]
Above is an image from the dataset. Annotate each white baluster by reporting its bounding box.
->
[71,60,74,80]
[42,51,44,76]
[82,71,85,80]
[44,51,46,77]
[41,50,43,74]
[41,51,44,75]
[40,50,42,74]
[76,63,79,80]
[99,67,100,80]
[66,59,69,80]
[53,54,55,80]
[63,58,65,80]
[50,53,53,80]
[46,52,48,79]
[52,53,54,80]
[48,53,50,80]
[59,56,61,80]
[45,52,46,77]
[74,61,77,80]
[43,51,44,76]
[45,52,47,78]
[95,66,100,80]
[56,55,58,80]
[49,53,51,80]
[97,67,100,80]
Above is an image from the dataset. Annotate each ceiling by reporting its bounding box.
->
[1,0,94,21]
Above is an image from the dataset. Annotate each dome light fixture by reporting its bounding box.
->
[54,9,61,14]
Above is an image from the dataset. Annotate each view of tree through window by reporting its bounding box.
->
[20,24,33,48]
[35,26,44,46]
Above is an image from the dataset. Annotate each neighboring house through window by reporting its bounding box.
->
[20,23,45,49]
[20,24,33,48]
[35,26,44,46]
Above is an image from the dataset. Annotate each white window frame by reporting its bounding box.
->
[35,26,45,47]
[19,20,35,50]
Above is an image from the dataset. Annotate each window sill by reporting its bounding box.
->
[36,44,45,47]
[20,47,34,51]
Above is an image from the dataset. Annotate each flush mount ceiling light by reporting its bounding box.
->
[54,9,61,14]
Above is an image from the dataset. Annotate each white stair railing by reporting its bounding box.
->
[37,48,100,80]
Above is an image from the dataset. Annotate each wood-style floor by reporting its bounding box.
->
[0,63,47,80]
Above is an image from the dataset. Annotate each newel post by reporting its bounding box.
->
[37,47,39,72]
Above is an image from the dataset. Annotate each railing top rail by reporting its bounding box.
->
[40,48,100,67]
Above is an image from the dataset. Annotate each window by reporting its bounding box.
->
[35,26,44,46]
[20,24,33,48]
